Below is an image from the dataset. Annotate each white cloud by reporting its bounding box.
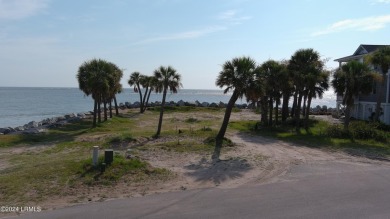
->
[218,10,237,20]
[0,0,48,20]
[311,15,390,36]
[217,9,252,25]
[136,26,227,44]
[135,10,251,45]
[373,0,390,4]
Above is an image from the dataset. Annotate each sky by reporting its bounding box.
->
[1,0,390,90]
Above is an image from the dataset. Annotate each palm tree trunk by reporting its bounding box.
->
[213,91,239,161]
[261,97,268,126]
[137,84,143,113]
[143,89,153,113]
[93,99,97,127]
[114,96,119,116]
[304,92,313,130]
[281,93,290,123]
[141,86,149,113]
[302,93,307,117]
[98,100,101,123]
[295,91,303,132]
[109,99,113,118]
[374,74,385,122]
[291,91,298,117]
[275,101,279,125]
[269,97,273,126]
[344,105,352,130]
[156,87,167,137]
[103,101,108,121]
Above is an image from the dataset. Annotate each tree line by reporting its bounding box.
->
[76,46,390,161]
[76,60,181,138]
[213,46,390,160]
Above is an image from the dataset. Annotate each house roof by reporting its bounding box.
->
[334,44,390,62]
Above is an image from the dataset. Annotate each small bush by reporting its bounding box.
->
[200,126,212,132]
[326,122,388,143]
[203,136,235,147]
[349,121,388,143]
[325,124,351,139]
[185,117,199,123]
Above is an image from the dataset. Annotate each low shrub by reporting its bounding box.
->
[349,121,388,143]
[185,117,199,123]
[326,122,388,143]
[325,124,351,139]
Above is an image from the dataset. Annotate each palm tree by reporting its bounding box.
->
[366,46,390,122]
[331,61,376,130]
[77,59,112,127]
[106,62,123,117]
[140,75,158,113]
[128,72,144,113]
[288,48,323,132]
[77,59,123,127]
[303,70,329,129]
[213,56,260,160]
[154,66,182,137]
[259,60,284,126]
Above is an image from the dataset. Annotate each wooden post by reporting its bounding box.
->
[92,146,99,166]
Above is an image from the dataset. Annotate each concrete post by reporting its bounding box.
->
[92,146,99,166]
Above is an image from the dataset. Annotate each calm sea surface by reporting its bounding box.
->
[0,87,336,128]
[0,87,235,128]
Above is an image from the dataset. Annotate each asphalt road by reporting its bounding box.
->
[8,161,390,219]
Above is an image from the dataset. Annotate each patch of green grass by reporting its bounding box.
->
[232,107,242,113]
[0,149,171,205]
[155,140,214,153]
[76,155,149,185]
[185,117,199,123]
[148,106,223,113]
[229,120,257,132]
[104,133,136,148]
[0,149,87,205]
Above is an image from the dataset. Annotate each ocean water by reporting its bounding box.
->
[0,87,336,128]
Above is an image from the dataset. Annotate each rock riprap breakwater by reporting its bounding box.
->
[0,100,250,135]
[0,112,92,135]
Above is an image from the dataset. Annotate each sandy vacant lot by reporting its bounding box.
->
[1,110,388,215]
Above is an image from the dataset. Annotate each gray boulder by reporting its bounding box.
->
[209,102,218,108]
[0,128,11,134]
[56,116,66,121]
[119,103,125,109]
[125,102,131,108]
[132,101,141,108]
[195,100,202,107]
[185,101,197,107]
[177,100,185,107]
[77,113,86,118]
[64,113,76,119]
[27,121,39,128]
[218,101,226,108]
[68,117,82,122]
[201,102,209,107]
[15,126,25,131]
